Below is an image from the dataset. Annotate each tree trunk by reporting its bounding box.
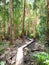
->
[22,0,25,42]
[2,0,6,40]
[9,0,13,44]
[14,24,18,40]
[2,22,5,40]
[27,21,29,36]
[46,0,49,40]
[33,10,37,39]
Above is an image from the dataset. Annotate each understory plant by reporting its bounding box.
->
[33,52,49,65]
[0,61,6,65]
[36,16,47,43]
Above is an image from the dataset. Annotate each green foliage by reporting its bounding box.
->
[33,52,49,65]
[18,30,22,36]
[29,34,33,38]
[44,60,49,65]
[0,42,9,54]
[32,0,47,43]
[0,0,47,43]
[0,61,5,65]
[0,6,3,16]
[36,16,47,43]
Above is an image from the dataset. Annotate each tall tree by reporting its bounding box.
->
[33,0,38,39]
[22,0,25,42]
[2,0,6,40]
[33,10,37,39]
[13,0,23,40]
[46,0,49,40]
[14,23,18,40]
[9,0,13,44]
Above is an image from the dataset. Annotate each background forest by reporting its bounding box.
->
[0,0,48,43]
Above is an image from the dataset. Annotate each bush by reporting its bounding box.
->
[36,16,47,43]
[18,30,22,36]
[0,61,6,65]
[29,34,33,38]
[33,52,49,65]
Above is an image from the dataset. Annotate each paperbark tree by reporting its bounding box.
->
[2,0,6,40]
[9,0,13,44]
[22,0,25,42]
[46,0,49,40]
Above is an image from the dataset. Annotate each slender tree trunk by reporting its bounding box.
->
[14,24,18,40]
[33,10,37,39]
[22,0,25,42]
[26,7,30,37]
[46,0,49,40]
[2,0,6,40]
[7,26,10,35]
[9,0,13,44]
[27,21,29,36]
[2,22,5,40]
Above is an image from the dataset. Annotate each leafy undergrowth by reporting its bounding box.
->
[0,41,9,54]
[0,39,48,65]
[33,52,49,65]
[0,61,6,65]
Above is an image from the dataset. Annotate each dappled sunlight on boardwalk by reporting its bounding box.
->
[15,47,24,65]
[15,40,33,65]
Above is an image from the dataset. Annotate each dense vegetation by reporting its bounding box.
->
[0,0,49,65]
[0,0,48,43]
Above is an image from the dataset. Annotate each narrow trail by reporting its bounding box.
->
[16,47,23,65]
[0,38,44,65]
[15,39,34,65]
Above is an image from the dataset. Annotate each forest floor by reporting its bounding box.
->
[0,37,47,65]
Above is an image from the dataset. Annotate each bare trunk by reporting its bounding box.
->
[46,0,49,40]
[33,10,37,39]
[2,0,6,40]
[27,21,29,36]
[14,24,18,40]
[2,23,5,40]
[9,0,13,44]
[22,0,25,42]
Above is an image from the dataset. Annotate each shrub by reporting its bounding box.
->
[0,61,6,65]
[33,52,49,65]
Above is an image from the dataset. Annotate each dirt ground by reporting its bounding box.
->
[0,38,46,65]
